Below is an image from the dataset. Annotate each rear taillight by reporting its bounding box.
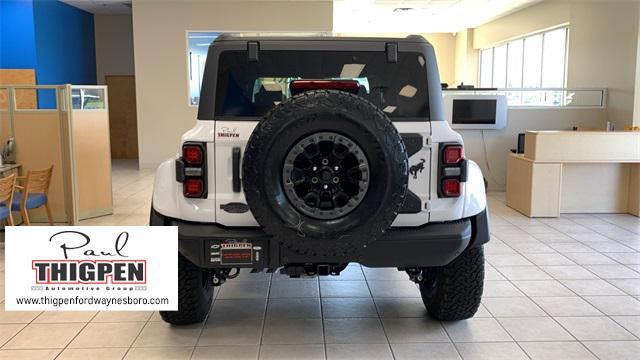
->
[443,145,463,164]
[177,142,207,198]
[442,179,461,197]
[184,178,204,197]
[439,143,467,198]
[183,145,203,166]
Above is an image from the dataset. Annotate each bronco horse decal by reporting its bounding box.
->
[409,159,426,179]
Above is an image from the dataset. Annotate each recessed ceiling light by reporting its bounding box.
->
[393,7,414,13]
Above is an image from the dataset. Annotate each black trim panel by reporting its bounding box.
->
[361,221,470,267]
[399,190,422,214]
[386,42,398,63]
[400,133,423,158]
[247,41,259,61]
[175,158,185,183]
[151,207,487,269]
[468,209,490,248]
[232,147,241,193]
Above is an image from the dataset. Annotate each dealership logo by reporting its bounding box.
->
[5,226,177,311]
[31,231,146,285]
[32,260,146,284]
[217,126,239,138]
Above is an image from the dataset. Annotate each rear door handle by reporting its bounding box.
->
[232,147,241,193]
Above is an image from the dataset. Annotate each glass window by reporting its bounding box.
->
[541,28,567,88]
[492,45,507,88]
[214,50,429,119]
[506,39,523,88]
[523,34,543,88]
[478,26,568,93]
[479,49,493,88]
[71,88,106,110]
[188,32,220,106]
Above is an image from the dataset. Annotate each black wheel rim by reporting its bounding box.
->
[282,131,370,220]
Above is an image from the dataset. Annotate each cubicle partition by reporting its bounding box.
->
[0,85,113,224]
[68,86,113,220]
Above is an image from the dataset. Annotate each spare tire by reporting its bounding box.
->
[242,90,408,257]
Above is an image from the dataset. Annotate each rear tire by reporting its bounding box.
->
[419,247,485,321]
[160,254,213,325]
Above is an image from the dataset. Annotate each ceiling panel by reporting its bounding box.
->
[61,0,542,32]
[335,0,542,33]
[60,0,132,15]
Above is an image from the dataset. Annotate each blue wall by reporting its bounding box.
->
[0,0,37,69]
[0,0,96,108]
[32,0,96,86]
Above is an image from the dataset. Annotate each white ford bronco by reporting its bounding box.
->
[150,34,490,325]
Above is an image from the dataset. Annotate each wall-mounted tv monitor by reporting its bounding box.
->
[444,94,507,130]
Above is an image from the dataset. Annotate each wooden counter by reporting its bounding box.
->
[507,131,640,217]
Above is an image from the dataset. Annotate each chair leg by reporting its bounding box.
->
[7,213,13,226]
[44,203,54,225]
[21,207,30,226]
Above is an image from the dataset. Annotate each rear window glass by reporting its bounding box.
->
[214,50,429,119]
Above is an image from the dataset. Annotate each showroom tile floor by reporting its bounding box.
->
[0,160,639,359]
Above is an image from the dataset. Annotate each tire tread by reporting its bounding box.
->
[419,247,485,321]
[160,254,213,325]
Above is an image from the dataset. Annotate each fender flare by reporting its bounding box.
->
[152,158,181,219]
[462,160,487,218]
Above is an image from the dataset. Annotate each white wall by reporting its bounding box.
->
[633,2,640,127]
[567,1,639,130]
[473,1,571,49]
[422,33,455,86]
[94,14,135,84]
[462,0,639,191]
[132,0,333,168]
[454,29,478,86]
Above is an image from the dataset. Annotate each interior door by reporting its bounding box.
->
[105,75,138,159]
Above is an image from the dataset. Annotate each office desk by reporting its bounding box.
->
[506,131,640,217]
[0,164,20,178]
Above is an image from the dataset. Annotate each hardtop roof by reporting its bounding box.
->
[213,33,429,45]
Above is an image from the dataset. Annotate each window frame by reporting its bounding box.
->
[478,26,569,91]
[186,30,226,108]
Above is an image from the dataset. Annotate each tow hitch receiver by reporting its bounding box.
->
[403,267,424,283]
[281,263,348,278]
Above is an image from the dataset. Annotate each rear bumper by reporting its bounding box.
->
[151,207,490,269]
